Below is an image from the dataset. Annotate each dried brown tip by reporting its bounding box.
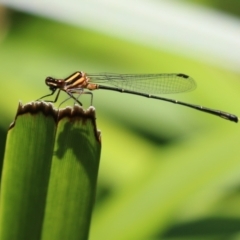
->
[58,105,101,142]
[9,101,58,129]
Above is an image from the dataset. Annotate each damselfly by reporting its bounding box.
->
[37,71,238,123]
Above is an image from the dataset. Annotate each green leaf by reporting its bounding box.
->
[41,106,101,239]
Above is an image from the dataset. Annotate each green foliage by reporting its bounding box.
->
[185,0,240,17]
[0,102,101,239]
[0,8,240,240]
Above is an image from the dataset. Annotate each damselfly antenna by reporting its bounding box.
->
[37,71,238,123]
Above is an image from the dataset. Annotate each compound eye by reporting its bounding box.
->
[45,77,55,84]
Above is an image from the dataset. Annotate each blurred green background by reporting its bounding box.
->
[0,1,240,239]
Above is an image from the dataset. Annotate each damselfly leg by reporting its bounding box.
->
[58,91,93,107]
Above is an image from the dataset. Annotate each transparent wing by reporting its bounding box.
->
[87,73,196,94]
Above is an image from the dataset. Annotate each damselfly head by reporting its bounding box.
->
[45,77,55,84]
[45,77,59,91]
